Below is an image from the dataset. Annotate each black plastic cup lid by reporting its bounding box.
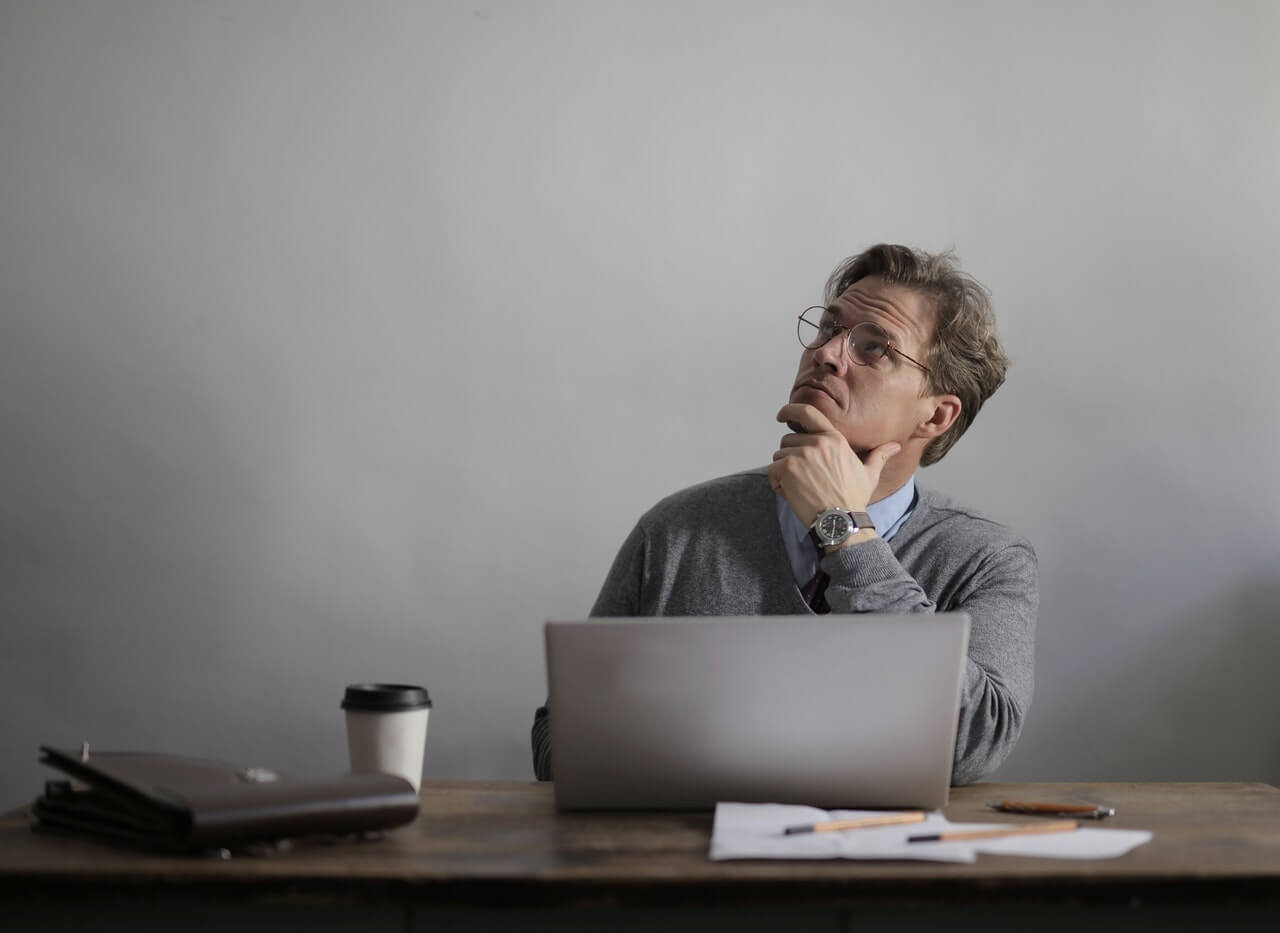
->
[341,683,432,712]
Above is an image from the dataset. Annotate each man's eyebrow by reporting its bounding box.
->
[829,302,902,340]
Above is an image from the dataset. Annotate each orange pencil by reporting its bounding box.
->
[908,820,1079,843]
[784,811,926,835]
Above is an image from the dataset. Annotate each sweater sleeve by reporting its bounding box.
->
[588,521,648,618]
[530,521,650,780]
[531,704,552,781]
[819,535,1038,785]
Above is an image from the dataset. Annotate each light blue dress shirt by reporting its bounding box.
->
[774,476,917,588]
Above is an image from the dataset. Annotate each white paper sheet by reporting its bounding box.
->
[709,803,1153,863]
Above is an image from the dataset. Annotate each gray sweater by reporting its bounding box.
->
[532,469,1038,785]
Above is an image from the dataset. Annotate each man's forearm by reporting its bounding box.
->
[821,536,934,614]
[820,536,1037,784]
[531,704,553,780]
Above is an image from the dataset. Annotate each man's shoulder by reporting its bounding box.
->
[638,468,772,529]
[907,486,1035,557]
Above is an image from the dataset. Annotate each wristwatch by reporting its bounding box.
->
[808,508,876,550]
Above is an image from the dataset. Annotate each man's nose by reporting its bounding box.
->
[810,329,848,371]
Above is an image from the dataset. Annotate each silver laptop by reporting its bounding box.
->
[545,614,970,810]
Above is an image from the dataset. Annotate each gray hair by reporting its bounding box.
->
[825,244,1008,466]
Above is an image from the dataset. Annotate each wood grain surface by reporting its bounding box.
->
[3,781,1279,907]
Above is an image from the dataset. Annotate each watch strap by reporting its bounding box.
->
[847,511,874,532]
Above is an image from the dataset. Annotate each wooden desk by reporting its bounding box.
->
[3,781,1279,932]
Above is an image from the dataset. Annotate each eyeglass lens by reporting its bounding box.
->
[797,308,890,366]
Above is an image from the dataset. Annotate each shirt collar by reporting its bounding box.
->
[866,474,918,542]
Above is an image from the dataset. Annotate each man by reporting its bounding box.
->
[532,244,1037,786]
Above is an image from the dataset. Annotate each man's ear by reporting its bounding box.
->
[912,394,962,440]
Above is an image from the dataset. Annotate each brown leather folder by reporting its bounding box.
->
[33,745,420,852]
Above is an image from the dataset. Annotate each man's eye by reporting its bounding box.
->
[818,320,838,336]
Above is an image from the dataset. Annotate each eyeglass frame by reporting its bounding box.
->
[796,306,932,375]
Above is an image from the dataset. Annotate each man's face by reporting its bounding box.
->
[789,275,937,455]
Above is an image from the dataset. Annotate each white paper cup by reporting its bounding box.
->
[341,684,432,792]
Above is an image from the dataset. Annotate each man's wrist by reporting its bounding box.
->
[808,507,876,550]
[821,527,879,554]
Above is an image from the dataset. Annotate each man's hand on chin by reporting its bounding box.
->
[768,402,901,529]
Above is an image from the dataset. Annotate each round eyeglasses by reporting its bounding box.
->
[796,306,931,375]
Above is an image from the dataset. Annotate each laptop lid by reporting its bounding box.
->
[545,614,970,810]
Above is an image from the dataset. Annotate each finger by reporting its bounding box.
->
[861,441,902,483]
[776,402,839,437]
[778,433,820,448]
[766,461,787,487]
[772,440,819,460]
[771,446,814,464]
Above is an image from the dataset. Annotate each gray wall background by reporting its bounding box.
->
[2,0,1278,809]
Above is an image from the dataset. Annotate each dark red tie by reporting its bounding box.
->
[801,569,830,614]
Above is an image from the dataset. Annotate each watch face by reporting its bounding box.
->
[819,512,851,541]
